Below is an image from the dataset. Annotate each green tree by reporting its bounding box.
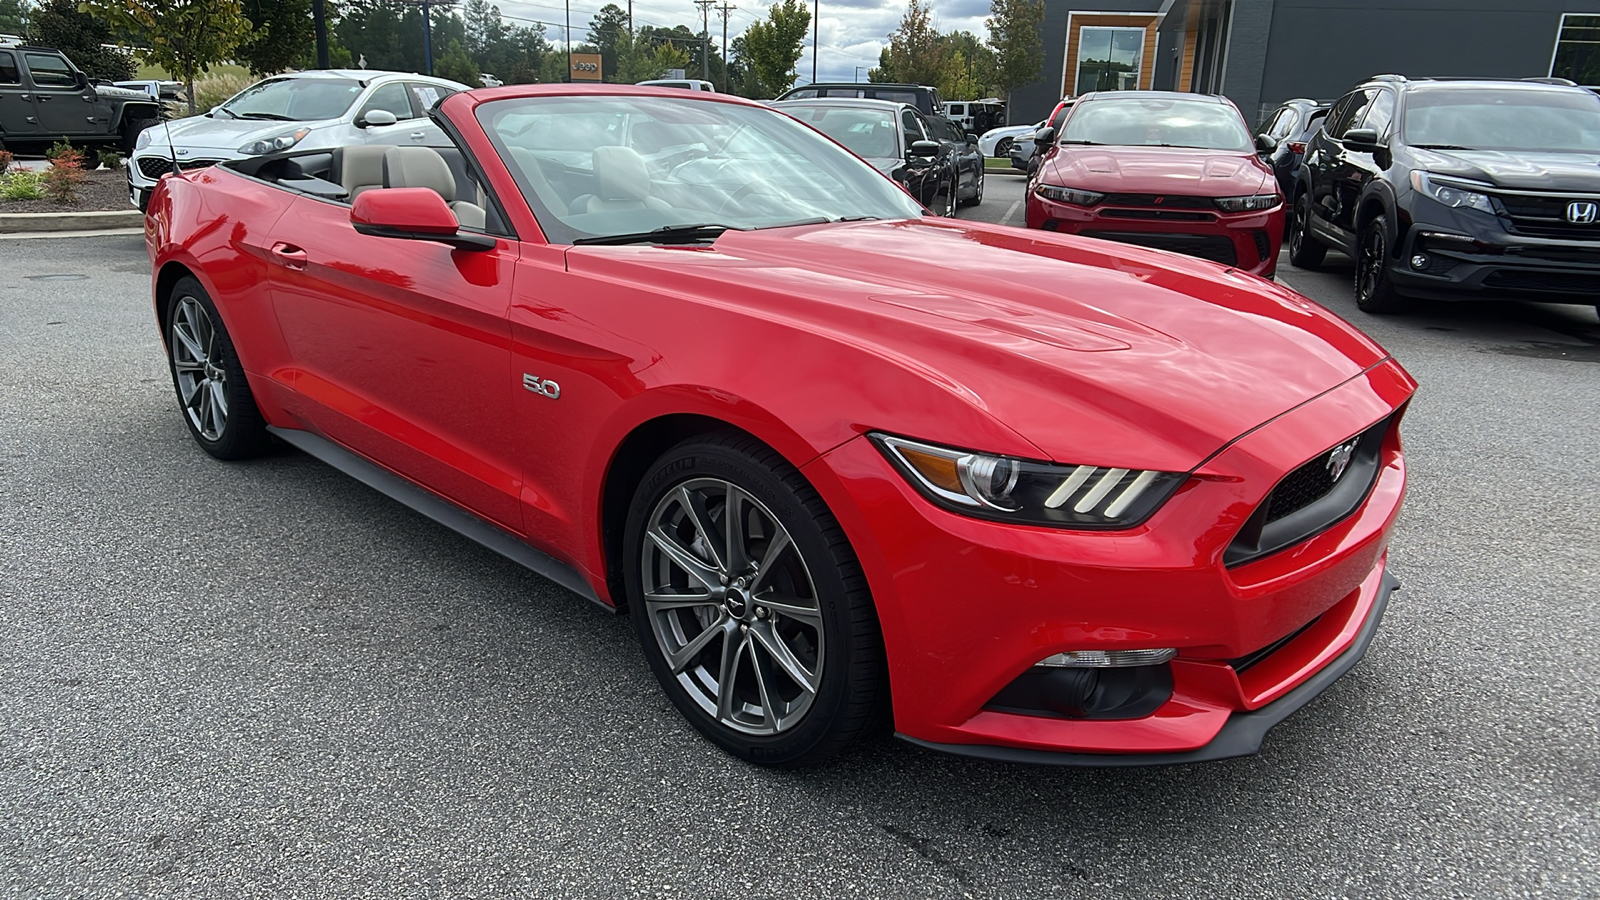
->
[935,30,995,100]
[740,0,807,96]
[586,2,627,81]
[985,0,1043,118]
[237,0,312,76]
[613,28,689,83]
[32,0,134,80]
[874,0,944,87]
[81,0,250,111]
[0,0,29,35]
[434,36,480,86]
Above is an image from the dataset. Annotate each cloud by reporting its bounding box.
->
[494,0,1001,88]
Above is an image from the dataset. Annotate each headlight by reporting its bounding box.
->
[1035,184,1104,206]
[1410,171,1494,213]
[1213,193,1280,213]
[135,127,154,151]
[237,126,311,156]
[871,434,1186,529]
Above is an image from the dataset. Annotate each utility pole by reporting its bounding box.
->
[422,0,435,75]
[716,3,735,93]
[811,0,817,83]
[565,0,572,81]
[694,0,714,82]
[628,0,634,37]
[312,0,330,68]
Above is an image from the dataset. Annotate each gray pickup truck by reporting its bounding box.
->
[0,43,161,154]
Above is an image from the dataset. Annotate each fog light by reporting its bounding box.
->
[1037,648,1177,668]
[1410,254,1429,270]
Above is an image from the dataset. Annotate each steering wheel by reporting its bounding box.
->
[714,181,760,216]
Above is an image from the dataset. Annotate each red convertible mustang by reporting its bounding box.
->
[147,85,1415,767]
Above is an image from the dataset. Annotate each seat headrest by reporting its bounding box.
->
[340,144,395,199]
[383,146,455,202]
[593,146,652,202]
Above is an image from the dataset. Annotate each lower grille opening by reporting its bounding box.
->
[1080,230,1238,266]
[1253,230,1272,265]
[1227,614,1321,674]
[985,663,1173,720]
[1484,270,1600,294]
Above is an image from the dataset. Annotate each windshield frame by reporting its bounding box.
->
[1399,86,1600,153]
[1059,96,1253,152]
[220,75,366,122]
[475,93,927,246]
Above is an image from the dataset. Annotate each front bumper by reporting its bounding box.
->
[805,358,1414,762]
[1026,192,1284,277]
[1392,221,1600,304]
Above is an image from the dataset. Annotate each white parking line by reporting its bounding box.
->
[1001,200,1021,226]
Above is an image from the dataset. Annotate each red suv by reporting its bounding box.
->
[1026,91,1284,277]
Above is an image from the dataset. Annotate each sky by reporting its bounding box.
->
[489,0,996,85]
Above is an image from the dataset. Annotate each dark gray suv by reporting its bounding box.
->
[0,44,161,154]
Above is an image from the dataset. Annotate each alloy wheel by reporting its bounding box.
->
[640,477,824,735]
[996,138,1012,157]
[1357,227,1385,301]
[1290,197,1306,258]
[169,295,229,442]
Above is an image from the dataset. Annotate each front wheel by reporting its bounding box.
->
[1355,214,1408,314]
[1288,192,1326,269]
[624,433,885,767]
[994,137,1013,158]
[164,277,271,459]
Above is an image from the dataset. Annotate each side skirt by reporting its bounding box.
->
[267,426,609,610]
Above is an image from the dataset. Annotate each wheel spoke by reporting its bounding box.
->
[676,485,727,573]
[643,589,716,610]
[747,530,791,595]
[722,482,749,573]
[184,378,207,410]
[756,592,823,626]
[173,358,205,374]
[750,620,818,694]
[173,321,204,364]
[210,378,228,418]
[666,615,729,674]
[748,639,780,731]
[715,625,746,722]
[647,526,721,590]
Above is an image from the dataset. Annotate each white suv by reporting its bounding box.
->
[128,69,468,211]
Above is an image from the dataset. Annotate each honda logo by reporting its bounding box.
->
[1566,201,1598,224]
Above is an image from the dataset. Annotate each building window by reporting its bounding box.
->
[1552,13,1600,87]
[1076,27,1145,94]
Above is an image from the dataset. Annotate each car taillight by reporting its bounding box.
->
[1288,141,1307,155]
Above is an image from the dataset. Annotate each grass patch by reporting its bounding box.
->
[0,171,47,201]
[984,157,1021,172]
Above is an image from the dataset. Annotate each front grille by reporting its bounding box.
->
[1484,270,1600,294]
[1099,193,1215,209]
[136,156,220,179]
[1080,230,1238,266]
[1265,453,1344,522]
[1493,192,1600,241]
[1100,208,1214,222]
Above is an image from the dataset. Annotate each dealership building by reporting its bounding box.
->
[1008,0,1600,125]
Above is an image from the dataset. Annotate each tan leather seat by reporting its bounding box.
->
[381,145,487,230]
[572,146,669,215]
[340,144,395,200]
[508,146,568,216]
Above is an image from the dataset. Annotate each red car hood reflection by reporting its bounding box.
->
[1042,146,1273,197]
[566,218,1387,472]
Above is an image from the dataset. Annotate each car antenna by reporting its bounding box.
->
[163,109,180,176]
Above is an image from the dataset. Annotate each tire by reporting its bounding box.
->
[1288,191,1326,269]
[994,137,1013,158]
[624,432,885,768]
[1355,214,1408,314]
[163,276,271,460]
[958,163,984,208]
[121,115,158,156]
[936,173,957,216]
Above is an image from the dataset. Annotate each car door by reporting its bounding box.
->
[1328,89,1389,237]
[263,180,525,531]
[1303,91,1360,240]
[23,51,95,137]
[0,50,38,137]
[899,108,938,206]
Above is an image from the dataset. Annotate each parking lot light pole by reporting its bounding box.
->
[812,0,818,83]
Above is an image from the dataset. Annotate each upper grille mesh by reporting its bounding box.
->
[137,156,220,179]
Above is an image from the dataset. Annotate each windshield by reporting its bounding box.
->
[1060,98,1252,151]
[478,95,925,244]
[778,105,900,159]
[1403,88,1600,152]
[221,76,364,121]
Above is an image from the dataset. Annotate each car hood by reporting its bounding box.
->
[1043,146,1272,197]
[566,218,1389,472]
[94,84,153,101]
[1412,148,1600,192]
[145,114,335,151]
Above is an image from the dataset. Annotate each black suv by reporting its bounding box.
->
[1289,75,1600,315]
[0,43,161,154]
[774,83,943,118]
[1257,98,1329,200]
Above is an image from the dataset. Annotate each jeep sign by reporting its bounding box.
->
[570,53,603,82]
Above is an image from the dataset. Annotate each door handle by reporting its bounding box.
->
[270,242,308,270]
[37,95,50,102]
[409,131,426,141]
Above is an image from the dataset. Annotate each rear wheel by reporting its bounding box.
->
[1355,214,1407,314]
[1288,192,1326,269]
[959,164,984,207]
[624,433,884,767]
[995,137,1013,158]
[164,276,271,459]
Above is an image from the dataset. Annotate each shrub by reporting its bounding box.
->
[0,150,13,176]
[0,172,47,201]
[44,151,86,204]
[98,149,123,170]
[45,140,76,162]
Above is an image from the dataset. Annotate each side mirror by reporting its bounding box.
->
[1034,126,1057,145]
[966,134,978,147]
[74,71,89,89]
[1343,128,1380,153]
[359,108,399,128]
[1255,133,1279,154]
[909,139,941,159]
[351,188,494,250]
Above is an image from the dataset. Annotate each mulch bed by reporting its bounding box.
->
[1,168,132,214]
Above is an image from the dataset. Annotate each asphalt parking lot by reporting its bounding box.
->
[1,181,1596,898]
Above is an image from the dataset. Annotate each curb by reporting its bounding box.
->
[0,210,143,234]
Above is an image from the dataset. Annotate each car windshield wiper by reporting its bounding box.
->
[572,223,743,246]
[212,106,238,119]
[233,112,295,121]
[1060,140,1102,145]
[1411,143,1475,151]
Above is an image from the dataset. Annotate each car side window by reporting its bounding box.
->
[406,82,452,116]
[360,82,415,121]
[25,53,76,88]
[0,52,19,85]
[1326,90,1374,140]
[1268,109,1297,139]
[901,109,924,148]
[1359,89,1396,136]
[1259,108,1287,137]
